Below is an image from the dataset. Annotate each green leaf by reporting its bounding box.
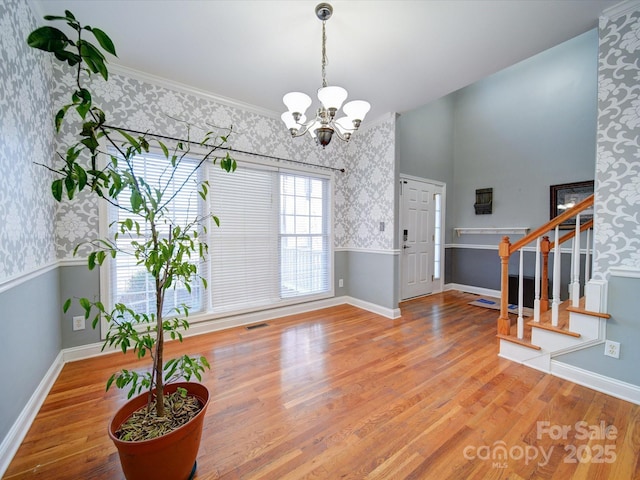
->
[51,179,63,201]
[54,108,66,132]
[53,49,81,67]
[158,141,169,158]
[79,297,91,318]
[91,27,117,56]
[27,26,69,53]
[43,13,74,22]
[87,252,96,270]
[106,373,116,391]
[63,298,72,313]
[81,136,99,151]
[130,190,142,211]
[116,129,140,150]
[74,164,87,190]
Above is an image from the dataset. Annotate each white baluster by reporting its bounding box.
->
[552,225,560,327]
[534,236,541,322]
[571,214,581,306]
[517,249,524,339]
[585,227,591,282]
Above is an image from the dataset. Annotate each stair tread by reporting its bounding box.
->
[528,321,581,337]
[497,334,542,350]
[565,305,611,319]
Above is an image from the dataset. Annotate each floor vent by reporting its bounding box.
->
[246,323,269,330]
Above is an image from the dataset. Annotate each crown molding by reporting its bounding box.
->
[601,0,640,20]
[108,63,280,119]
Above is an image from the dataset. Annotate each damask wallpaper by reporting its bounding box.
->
[594,7,640,279]
[0,0,57,283]
[341,115,396,251]
[52,64,395,260]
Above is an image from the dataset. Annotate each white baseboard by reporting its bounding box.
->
[0,351,64,477]
[550,360,640,405]
[64,296,399,362]
[344,296,401,319]
[445,283,501,298]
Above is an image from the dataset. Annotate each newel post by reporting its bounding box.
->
[498,236,511,335]
[540,236,550,312]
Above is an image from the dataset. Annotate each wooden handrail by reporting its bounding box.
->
[509,194,594,254]
[497,193,594,336]
[550,219,594,249]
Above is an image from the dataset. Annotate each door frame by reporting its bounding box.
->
[399,174,446,300]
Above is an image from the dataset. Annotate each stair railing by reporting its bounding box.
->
[497,194,594,337]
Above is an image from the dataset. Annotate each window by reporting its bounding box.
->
[207,163,331,314]
[108,150,204,318]
[103,149,332,322]
[433,192,442,280]
[279,173,330,298]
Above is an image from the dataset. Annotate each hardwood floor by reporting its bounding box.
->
[5,291,639,479]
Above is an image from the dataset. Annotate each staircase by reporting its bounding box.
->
[496,194,611,372]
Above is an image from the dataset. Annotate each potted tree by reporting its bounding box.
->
[27,10,235,480]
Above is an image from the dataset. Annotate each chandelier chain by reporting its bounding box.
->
[321,20,328,88]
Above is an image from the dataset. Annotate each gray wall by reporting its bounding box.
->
[556,274,640,386]
[347,251,398,310]
[398,29,599,291]
[397,96,455,243]
[451,29,598,235]
[0,270,61,441]
[59,266,101,349]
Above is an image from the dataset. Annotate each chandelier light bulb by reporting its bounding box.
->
[283,92,312,118]
[317,86,348,113]
[343,100,371,123]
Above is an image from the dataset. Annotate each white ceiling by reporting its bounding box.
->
[29,0,619,121]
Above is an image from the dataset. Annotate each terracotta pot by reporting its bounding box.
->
[108,382,210,480]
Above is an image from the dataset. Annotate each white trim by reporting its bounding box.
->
[0,352,64,477]
[445,243,591,254]
[345,296,401,319]
[444,283,501,298]
[63,295,398,362]
[601,0,640,20]
[0,261,58,294]
[399,174,446,188]
[109,64,277,119]
[454,227,529,237]
[550,338,605,357]
[57,258,88,267]
[550,360,640,405]
[399,176,446,300]
[445,243,497,250]
[334,247,399,255]
[609,266,640,279]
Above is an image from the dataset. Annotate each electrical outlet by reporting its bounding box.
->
[73,315,85,331]
[604,340,620,359]
[339,278,344,288]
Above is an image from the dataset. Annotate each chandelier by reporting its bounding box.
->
[281,3,371,148]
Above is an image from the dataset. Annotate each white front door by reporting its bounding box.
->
[400,177,444,300]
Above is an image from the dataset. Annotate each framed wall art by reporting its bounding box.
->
[550,180,594,229]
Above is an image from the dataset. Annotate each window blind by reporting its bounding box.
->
[106,149,332,321]
[109,150,203,318]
